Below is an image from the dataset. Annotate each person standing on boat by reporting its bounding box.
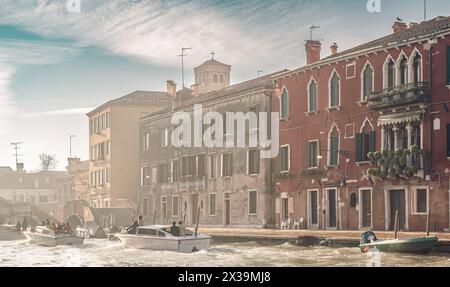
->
[22,218,28,231]
[178,221,186,237]
[170,222,180,236]
[127,220,139,234]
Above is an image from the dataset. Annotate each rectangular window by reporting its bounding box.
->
[222,153,233,177]
[248,149,260,175]
[209,155,216,178]
[158,163,169,184]
[172,196,179,217]
[413,188,428,214]
[172,161,179,182]
[248,190,258,215]
[307,141,319,168]
[346,63,356,79]
[356,131,376,162]
[162,128,169,147]
[197,154,205,176]
[142,167,150,186]
[447,46,450,85]
[143,133,150,151]
[280,145,290,172]
[105,113,110,129]
[152,167,157,184]
[161,197,167,219]
[209,194,216,216]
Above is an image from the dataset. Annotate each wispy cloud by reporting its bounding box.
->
[0,63,18,136]
[21,107,94,118]
[0,0,330,71]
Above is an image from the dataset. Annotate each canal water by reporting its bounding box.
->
[1,239,450,267]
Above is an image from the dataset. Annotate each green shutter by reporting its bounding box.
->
[447,46,450,85]
[355,133,363,162]
[369,131,377,152]
[447,124,450,158]
[307,143,311,168]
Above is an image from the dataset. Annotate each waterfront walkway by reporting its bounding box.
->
[199,228,450,252]
[199,228,450,241]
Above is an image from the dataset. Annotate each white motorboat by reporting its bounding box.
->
[0,225,26,241]
[116,225,211,253]
[24,226,85,247]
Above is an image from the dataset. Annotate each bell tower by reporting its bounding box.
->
[194,53,231,95]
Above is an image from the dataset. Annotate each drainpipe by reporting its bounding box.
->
[428,44,434,172]
[265,88,274,228]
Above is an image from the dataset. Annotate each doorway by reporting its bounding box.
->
[327,189,337,228]
[360,189,372,228]
[281,198,289,222]
[191,194,198,225]
[308,190,319,227]
[224,193,231,226]
[389,189,406,231]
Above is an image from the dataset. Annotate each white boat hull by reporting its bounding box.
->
[25,232,84,247]
[117,234,211,253]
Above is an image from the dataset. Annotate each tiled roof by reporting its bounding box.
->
[196,59,231,68]
[87,90,171,116]
[143,70,288,119]
[323,16,450,61]
[277,16,450,78]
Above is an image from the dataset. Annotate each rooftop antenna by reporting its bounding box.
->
[257,70,264,77]
[11,142,24,167]
[424,0,427,21]
[69,135,76,158]
[178,47,192,89]
[211,50,215,60]
[309,25,320,40]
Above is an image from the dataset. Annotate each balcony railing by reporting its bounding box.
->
[367,82,429,111]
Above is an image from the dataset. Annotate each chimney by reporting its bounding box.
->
[305,40,322,65]
[16,163,24,173]
[330,43,338,56]
[166,80,177,97]
[190,84,199,98]
[392,21,408,33]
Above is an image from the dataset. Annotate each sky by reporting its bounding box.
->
[0,0,449,171]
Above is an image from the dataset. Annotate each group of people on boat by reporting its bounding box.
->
[125,215,186,237]
[41,220,73,234]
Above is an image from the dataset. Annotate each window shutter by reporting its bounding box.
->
[369,131,376,152]
[447,46,450,85]
[355,133,363,162]
[447,124,450,158]
[307,143,311,168]
[275,198,281,214]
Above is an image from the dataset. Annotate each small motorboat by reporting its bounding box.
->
[359,231,438,254]
[0,224,26,241]
[24,226,85,247]
[116,225,211,253]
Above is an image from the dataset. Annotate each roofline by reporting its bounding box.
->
[140,86,273,124]
[275,28,450,80]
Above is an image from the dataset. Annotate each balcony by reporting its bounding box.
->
[367,82,429,111]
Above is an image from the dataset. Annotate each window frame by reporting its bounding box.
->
[279,145,291,173]
[248,189,258,216]
[328,70,341,109]
[247,148,260,176]
[280,86,289,120]
[361,61,375,102]
[171,195,179,217]
[327,124,340,167]
[307,78,318,113]
[412,186,429,215]
[307,140,320,169]
[209,193,216,216]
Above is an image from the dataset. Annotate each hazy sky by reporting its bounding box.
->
[0,0,449,171]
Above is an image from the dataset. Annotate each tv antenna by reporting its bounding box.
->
[11,142,24,166]
[178,47,192,89]
[309,25,320,40]
[257,70,264,77]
